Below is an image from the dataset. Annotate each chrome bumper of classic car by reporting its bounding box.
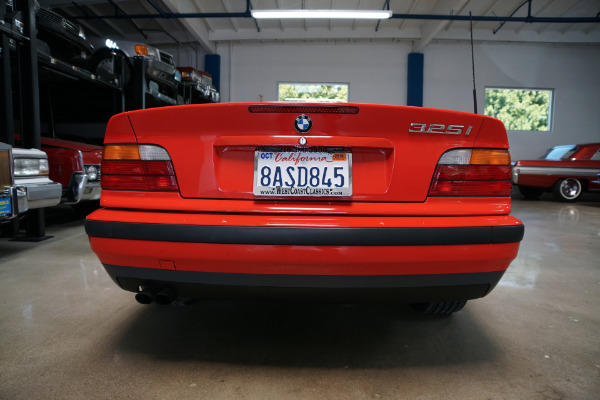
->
[16,181,62,211]
[63,173,101,204]
[513,166,600,184]
[145,59,178,87]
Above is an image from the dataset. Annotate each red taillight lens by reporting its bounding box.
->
[429,179,513,196]
[101,174,178,191]
[432,165,512,181]
[102,160,176,176]
[101,145,179,192]
[428,149,512,197]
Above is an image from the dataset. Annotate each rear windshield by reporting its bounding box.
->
[541,145,577,160]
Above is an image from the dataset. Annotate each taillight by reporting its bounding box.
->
[101,144,178,192]
[249,105,359,114]
[428,149,512,197]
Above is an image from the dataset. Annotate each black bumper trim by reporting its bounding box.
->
[104,264,505,302]
[85,220,524,246]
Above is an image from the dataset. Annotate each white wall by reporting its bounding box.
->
[217,41,410,104]
[424,41,600,160]
[217,40,600,160]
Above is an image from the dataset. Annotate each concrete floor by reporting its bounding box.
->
[1,195,599,400]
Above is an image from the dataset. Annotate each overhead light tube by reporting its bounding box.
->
[251,9,393,20]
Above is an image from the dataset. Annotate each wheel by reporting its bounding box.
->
[88,48,132,86]
[411,300,467,315]
[518,185,544,200]
[552,178,582,202]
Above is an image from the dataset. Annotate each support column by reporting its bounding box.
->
[407,52,424,107]
[205,54,221,93]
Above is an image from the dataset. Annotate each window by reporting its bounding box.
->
[278,83,349,103]
[541,145,577,160]
[484,88,553,132]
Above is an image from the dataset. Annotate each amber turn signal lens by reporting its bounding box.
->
[470,149,511,165]
[134,44,149,56]
[103,145,141,161]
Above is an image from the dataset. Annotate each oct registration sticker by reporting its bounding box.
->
[254,150,352,197]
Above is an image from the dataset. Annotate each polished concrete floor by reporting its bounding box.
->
[1,195,599,399]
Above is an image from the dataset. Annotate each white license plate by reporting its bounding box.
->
[253,150,352,197]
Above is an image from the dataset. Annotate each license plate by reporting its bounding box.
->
[254,150,352,197]
[0,196,11,216]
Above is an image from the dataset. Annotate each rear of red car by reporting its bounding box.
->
[85,103,523,313]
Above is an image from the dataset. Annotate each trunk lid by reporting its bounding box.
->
[126,103,495,203]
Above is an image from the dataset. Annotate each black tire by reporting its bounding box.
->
[552,178,582,202]
[88,48,132,86]
[518,185,544,200]
[411,300,467,315]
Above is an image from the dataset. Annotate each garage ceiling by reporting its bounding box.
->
[43,0,600,54]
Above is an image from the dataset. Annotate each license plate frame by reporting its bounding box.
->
[253,149,352,197]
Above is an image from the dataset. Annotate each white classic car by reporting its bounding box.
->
[1,142,62,222]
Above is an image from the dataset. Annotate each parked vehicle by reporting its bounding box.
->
[177,67,211,103]
[1,142,61,223]
[512,143,600,202]
[88,39,181,105]
[34,1,94,69]
[85,103,524,314]
[0,142,17,221]
[589,172,600,192]
[41,137,102,205]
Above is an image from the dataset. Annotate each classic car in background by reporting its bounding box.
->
[85,103,523,314]
[177,67,211,103]
[589,172,600,192]
[41,137,102,206]
[88,39,182,105]
[512,143,600,202]
[34,1,94,69]
[1,142,62,224]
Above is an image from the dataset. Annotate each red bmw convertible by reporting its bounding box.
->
[85,103,523,314]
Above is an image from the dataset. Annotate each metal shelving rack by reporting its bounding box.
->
[1,0,125,240]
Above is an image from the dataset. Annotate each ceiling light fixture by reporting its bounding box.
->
[251,9,393,20]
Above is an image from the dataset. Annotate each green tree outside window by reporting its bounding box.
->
[278,83,349,102]
[484,88,553,132]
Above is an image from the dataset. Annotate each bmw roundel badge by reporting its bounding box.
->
[294,114,312,133]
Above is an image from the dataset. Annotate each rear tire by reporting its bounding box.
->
[411,300,467,315]
[518,185,544,200]
[552,178,582,202]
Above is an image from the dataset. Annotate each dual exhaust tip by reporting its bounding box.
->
[135,287,176,305]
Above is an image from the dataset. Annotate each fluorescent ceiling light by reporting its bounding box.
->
[251,9,393,20]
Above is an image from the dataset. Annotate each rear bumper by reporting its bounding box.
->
[85,209,523,302]
[104,264,505,303]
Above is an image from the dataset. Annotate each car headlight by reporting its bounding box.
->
[134,44,159,61]
[85,165,99,181]
[14,158,49,177]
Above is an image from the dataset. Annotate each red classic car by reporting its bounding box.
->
[85,103,523,314]
[512,143,600,202]
[41,137,102,205]
[590,173,600,192]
